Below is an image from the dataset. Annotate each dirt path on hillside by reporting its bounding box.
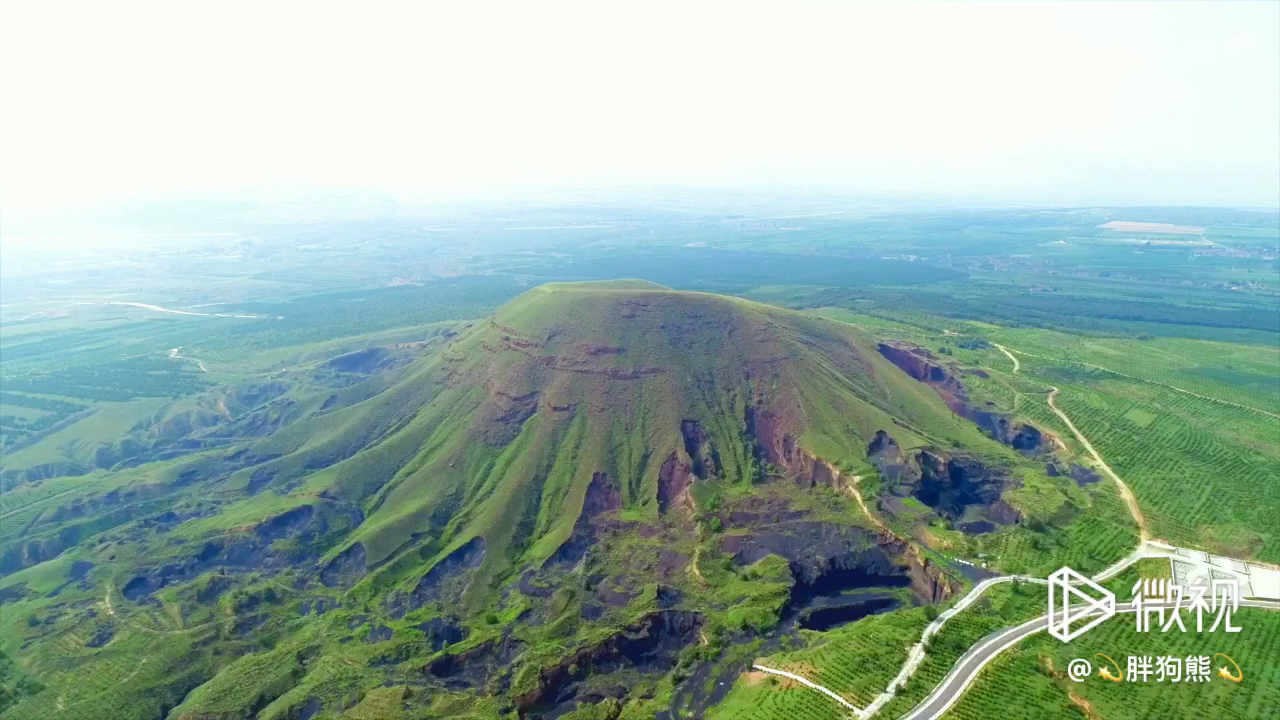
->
[994,343,1149,540]
[846,475,890,535]
[994,343,1020,374]
[168,347,209,373]
[999,344,1279,421]
[1045,387,1150,541]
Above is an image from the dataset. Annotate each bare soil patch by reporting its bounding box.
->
[1098,220,1203,234]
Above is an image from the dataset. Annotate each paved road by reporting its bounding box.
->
[901,599,1280,720]
[749,342,1274,718]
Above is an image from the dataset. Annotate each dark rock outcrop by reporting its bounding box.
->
[550,472,624,567]
[415,617,469,652]
[388,537,486,617]
[876,341,1051,455]
[320,542,367,589]
[913,452,1007,520]
[746,407,847,491]
[582,472,621,517]
[514,611,704,714]
[425,633,527,690]
[721,520,956,607]
[680,420,720,479]
[657,453,694,515]
[868,431,1022,531]
[121,509,341,602]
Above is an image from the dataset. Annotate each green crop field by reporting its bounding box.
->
[956,337,1280,562]
[709,607,933,718]
[943,608,1280,720]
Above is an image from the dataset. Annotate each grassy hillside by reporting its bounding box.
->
[207,281,1002,596]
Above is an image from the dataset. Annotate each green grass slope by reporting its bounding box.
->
[225,281,999,597]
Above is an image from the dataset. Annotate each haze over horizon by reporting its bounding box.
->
[2,0,1278,235]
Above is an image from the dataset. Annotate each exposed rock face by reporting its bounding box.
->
[986,499,1023,525]
[904,549,957,603]
[657,453,695,515]
[914,452,1006,520]
[116,506,345,602]
[867,430,901,463]
[746,407,847,491]
[426,633,527,690]
[654,420,726,516]
[720,521,957,607]
[877,343,963,391]
[680,420,720,479]
[876,341,1050,455]
[549,472,624,567]
[514,610,704,715]
[582,472,622,517]
[478,390,541,446]
[960,408,1047,454]
[733,414,965,604]
[255,506,317,541]
[415,617,469,652]
[320,542,367,589]
[867,431,1022,530]
[1067,464,1102,487]
[388,537,487,616]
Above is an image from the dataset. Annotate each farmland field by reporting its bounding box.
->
[943,607,1280,720]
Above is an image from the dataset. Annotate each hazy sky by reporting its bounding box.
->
[2,0,1278,222]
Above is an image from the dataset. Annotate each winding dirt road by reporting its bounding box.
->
[1044,386,1150,541]
[999,344,1278,421]
[994,343,1019,374]
[168,347,209,373]
[995,343,1149,540]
